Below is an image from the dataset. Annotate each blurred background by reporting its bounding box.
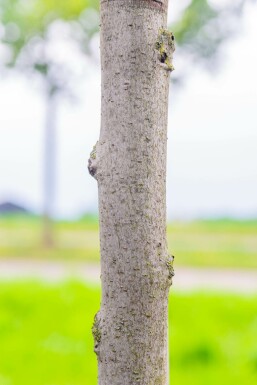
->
[0,0,257,384]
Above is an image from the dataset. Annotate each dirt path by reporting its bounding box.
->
[0,260,257,293]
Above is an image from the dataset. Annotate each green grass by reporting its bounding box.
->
[0,215,257,268]
[0,281,257,385]
[168,219,257,268]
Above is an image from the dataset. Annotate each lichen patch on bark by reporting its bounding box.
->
[88,142,98,179]
[155,28,175,71]
[92,312,102,356]
[166,254,175,283]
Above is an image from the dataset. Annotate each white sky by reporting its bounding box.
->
[0,1,256,219]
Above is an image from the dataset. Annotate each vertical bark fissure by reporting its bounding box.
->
[88,0,175,384]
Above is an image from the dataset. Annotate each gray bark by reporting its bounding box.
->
[88,1,175,384]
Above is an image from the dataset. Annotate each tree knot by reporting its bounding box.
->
[88,141,99,180]
[92,311,101,355]
[166,254,175,284]
[155,28,175,72]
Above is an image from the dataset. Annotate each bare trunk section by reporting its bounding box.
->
[89,1,175,384]
[43,95,56,248]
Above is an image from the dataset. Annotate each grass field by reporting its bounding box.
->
[0,215,257,268]
[0,280,256,385]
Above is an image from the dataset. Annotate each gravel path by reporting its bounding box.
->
[0,260,257,293]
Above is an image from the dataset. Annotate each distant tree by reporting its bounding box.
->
[0,0,99,246]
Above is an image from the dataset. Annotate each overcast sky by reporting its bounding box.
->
[0,1,256,220]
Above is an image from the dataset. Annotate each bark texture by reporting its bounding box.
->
[89,1,174,384]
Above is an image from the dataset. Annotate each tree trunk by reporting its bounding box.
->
[88,1,175,384]
[43,94,57,248]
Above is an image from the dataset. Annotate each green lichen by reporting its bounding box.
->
[164,58,175,72]
[158,28,175,47]
[155,28,175,72]
[133,369,141,382]
[166,254,175,280]
[92,313,101,344]
[154,375,166,385]
[90,141,98,160]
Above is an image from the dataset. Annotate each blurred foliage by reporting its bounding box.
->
[0,0,255,80]
[0,281,256,385]
[0,215,257,268]
[172,0,246,69]
[0,0,99,95]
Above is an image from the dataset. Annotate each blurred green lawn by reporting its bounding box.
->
[0,281,256,385]
[0,215,257,268]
